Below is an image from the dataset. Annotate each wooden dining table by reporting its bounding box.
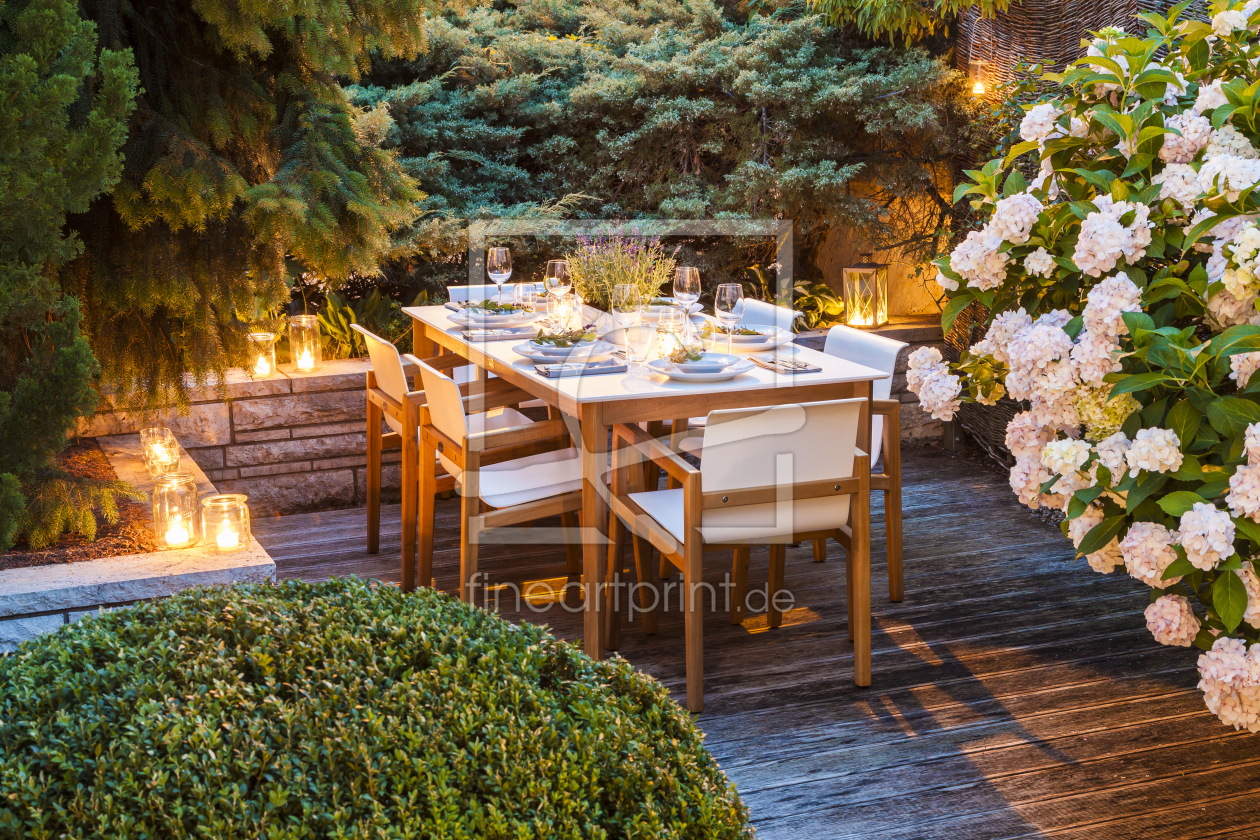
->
[404,304,889,660]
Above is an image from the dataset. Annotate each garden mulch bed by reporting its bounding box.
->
[0,439,155,571]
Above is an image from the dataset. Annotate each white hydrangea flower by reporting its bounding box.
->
[1160,113,1212,164]
[1231,352,1260,390]
[1070,331,1120,386]
[1246,422,1260,465]
[1004,410,1056,460]
[934,269,958,292]
[1213,9,1248,36]
[989,193,1043,245]
[1240,562,1260,629]
[1199,155,1260,202]
[969,308,1031,365]
[1094,432,1131,482]
[1074,381,1138,441]
[1198,637,1260,733]
[1073,196,1153,277]
[1145,594,1202,647]
[1023,247,1055,278]
[1009,455,1057,510]
[1019,103,1063,144]
[949,226,1009,291]
[1228,464,1260,521]
[1196,79,1229,115]
[1152,163,1201,211]
[1029,157,1060,199]
[1205,124,1260,161]
[905,347,962,422]
[1180,502,1236,570]
[1041,438,1091,475]
[1124,427,1184,475]
[1082,274,1143,339]
[1206,286,1259,329]
[1067,504,1123,573]
[1121,521,1182,589]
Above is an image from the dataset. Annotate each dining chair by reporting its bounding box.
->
[607,398,872,713]
[354,325,549,587]
[814,325,907,601]
[414,358,584,604]
[738,298,805,332]
[446,283,544,303]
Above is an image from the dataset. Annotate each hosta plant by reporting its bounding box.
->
[909,3,1260,732]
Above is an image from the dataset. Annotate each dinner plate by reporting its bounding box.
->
[672,352,742,373]
[646,358,755,382]
[513,340,614,363]
[528,338,600,356]
[449,310,540,328]
[703,326,795,352]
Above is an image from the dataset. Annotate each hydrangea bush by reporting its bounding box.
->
[909,4,1260,732]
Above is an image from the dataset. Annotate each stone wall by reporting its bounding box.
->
[80,359,391,516]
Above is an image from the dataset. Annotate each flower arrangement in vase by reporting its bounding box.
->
[565,232,676,311]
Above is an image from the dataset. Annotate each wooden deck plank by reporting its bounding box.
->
[254,445,1252,840]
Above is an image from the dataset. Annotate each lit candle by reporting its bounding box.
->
[254,355,270,376]
[297,348,314,371]
[216,519,240,550]
[165,516,190,547]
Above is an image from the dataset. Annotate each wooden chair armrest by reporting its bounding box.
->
[613,423,698,486]
[872,399,900,417]
[468,418,571,451]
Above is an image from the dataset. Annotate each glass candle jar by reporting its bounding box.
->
[201,494,250,553]
[140,427,180,477]
[247,332,276,378]
[153,473,200,549]
[289,314,321,372]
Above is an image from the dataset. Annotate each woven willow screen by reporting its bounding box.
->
[955,0,1208,86]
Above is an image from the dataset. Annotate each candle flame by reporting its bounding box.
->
[297,348,314,371]
[216,518,241,550]
[165,515,190,547]
[972,81,986,96]
[254,355,270,376]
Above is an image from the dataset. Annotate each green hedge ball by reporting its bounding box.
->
[0,578,752,839]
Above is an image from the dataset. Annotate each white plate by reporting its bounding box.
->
[703,327,795,353]
[646,358,755,382]
[449,310,540,328]
[528,338,600,356]
[673,352,743,373]
[513,340,614,363]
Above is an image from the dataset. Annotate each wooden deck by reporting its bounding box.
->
[253,446,1260,840]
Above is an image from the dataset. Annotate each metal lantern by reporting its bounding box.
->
[968,58,989,97]
[288,314,321,372]
[841,257,890,329]
[153,473,200,549]
[247,332,276,378]
[201,493,250,553]
[140,427,180,477]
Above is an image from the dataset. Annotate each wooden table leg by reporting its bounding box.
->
[580,403,608,658]
[400,395,420,592]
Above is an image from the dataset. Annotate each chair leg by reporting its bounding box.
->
[845,538,855,642]
[418,440,437,590]
[729,547,749,625]
[400,405,420,593]
[812,537,826,562]
[684,538,704,714]
[886,485,904,603]
[768,544,786,629]
[631,533,658,635]
[561,511,583,608]
[459,489,480,604]
[366,404,382,555]
[605,509,625,651]
[852,494,872,688]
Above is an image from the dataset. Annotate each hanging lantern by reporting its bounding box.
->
[247,332,276,378]
[140,427,180,477]
[841,256,890,329]
[969,59,989,97]
[201,493,250,553]
[153,473,200,549]
[288,315,321,372]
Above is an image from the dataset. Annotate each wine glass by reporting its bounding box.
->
[513,282,534,312]
[612,284,643,360]
[487,247,512,301]
[673,267,700,343]
[655,306,686,360]
[714,283,745,355]
[543,259,571,303]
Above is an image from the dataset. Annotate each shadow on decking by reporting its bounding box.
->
[253,447,1260,840]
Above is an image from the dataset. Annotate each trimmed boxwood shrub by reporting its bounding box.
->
[0,578,752,838]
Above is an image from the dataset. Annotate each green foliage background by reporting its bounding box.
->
[0,578,753,839]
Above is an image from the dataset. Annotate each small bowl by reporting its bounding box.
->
[673,352,739,373]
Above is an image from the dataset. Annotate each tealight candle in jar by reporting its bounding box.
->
[153,473,200,549]
[288,315,321,373]
[140,427,180,477]
[247,332,276,378]
[201,493,250,554]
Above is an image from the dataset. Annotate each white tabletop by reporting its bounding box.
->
[405,305,889,406]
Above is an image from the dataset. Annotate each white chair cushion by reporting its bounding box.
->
[474,447,583,509]
[629,488,850,546]
[438,407,532,477]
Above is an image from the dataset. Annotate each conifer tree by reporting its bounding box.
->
[61,0,433,407]
[0,0,140,550]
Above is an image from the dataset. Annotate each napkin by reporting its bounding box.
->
[535,359,628,378]
[463,327,538,341]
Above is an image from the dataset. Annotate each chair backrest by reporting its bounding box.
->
[447,283,543,303]
[739,299,803,332]
[821,326,905,465]
[700,399,865,495]
[352,324,410,435]
[415,357,468,453]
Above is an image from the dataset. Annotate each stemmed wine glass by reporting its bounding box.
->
[612,284,643,362]
[673,267,700,343]
[714,283,746,355]
[487,247,512,302]
[543,259,570,325]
